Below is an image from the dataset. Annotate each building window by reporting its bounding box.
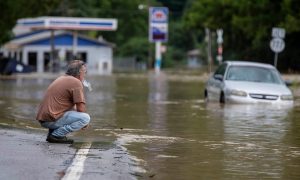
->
[66,51,87,63]
[44,52,50,72]
[13,52,17,59]
[103,62,108,70]
[77,52,87,63]
[19,52,22,61]
[28,52,37,71]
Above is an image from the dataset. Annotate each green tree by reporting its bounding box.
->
[184,0,300,71]
[280,0,300,70]
[0,0,60,44]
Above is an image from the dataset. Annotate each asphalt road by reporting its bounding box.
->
[0,127,144,180]
[0,128,76,180]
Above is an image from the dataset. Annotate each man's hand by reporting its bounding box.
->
[76,102,86,112]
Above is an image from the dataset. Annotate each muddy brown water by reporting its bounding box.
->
[0,73,300,179]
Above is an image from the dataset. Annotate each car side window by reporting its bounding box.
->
[214,63,227,76]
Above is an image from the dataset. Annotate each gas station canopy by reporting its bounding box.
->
[15,16,118,31]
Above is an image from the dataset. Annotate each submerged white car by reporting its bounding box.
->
[204,61,294,104]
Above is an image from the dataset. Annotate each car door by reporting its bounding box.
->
[207,63,227,101]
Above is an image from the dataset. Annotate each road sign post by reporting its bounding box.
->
[270,27,285,67]
[216,29,223,65]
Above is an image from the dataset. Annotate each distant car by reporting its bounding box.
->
[204,61,294,104]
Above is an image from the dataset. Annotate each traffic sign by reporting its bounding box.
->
[216,29,223,44]
[217,55,222,62]
[272,27,285,39]
[270,38,285,53]
[270,27,285,67]
[218,46,223,54]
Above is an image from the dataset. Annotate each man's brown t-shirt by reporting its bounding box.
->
[36,75,85,122]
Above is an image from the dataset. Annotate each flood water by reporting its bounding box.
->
[1,72,300,179]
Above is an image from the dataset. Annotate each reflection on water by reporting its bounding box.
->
[148,73,168,132]
[0,74,300,179]
[206,103,296,178]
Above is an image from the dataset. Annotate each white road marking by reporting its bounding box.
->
[62,143,92,180]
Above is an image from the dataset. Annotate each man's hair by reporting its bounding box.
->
[66,60,85,77]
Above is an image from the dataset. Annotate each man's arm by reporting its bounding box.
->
[75,102,90,130]
[75,102,86,112]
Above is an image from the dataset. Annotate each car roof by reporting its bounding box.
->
[224,61,275,69]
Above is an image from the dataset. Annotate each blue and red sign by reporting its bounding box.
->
[150,8,168,23]
[149,7,168,42]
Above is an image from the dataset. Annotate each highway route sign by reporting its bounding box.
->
[270,38,285,53]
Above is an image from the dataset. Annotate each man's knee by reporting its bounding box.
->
[81,113,90,125]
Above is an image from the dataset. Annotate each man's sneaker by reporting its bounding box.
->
[47,129,54,137]
[46,134,74,144]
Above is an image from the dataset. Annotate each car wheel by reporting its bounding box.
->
[220,92,225,103]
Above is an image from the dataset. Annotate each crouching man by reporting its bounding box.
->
[36,60,90,144]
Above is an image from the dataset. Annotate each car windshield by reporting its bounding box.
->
[225,65,283,84]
